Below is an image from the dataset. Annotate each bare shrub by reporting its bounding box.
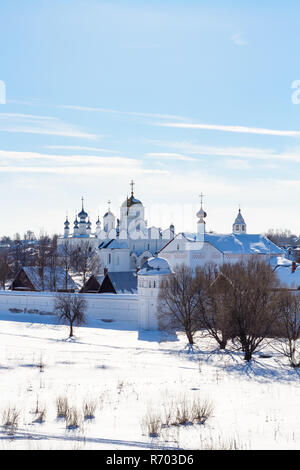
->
[141,410,161,437]
[38,355,45,373]
[163,395,213,427]
[83,399,97,420]
[174,396,191,426]
[34,405,46,423]
[37,407,46,423]
[66,406,81,429]
[162,399,175,427]
[199,435,245,450]
[191,398,213,424]
[56,395,69,418]
[2,406,20,435]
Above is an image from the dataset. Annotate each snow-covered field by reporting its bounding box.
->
[0,311,299,450]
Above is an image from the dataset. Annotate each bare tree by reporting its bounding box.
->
[158,265,204,347]
[273,290,300,368]
[59,241,73,291]
[0,249,11,290]
[34,233,52,290]
[265,228,298,246]
[197,265,235,350]
[71,241,99,286]
[220,259,281,361]
[48,235,59,291]
[54,293,87,337]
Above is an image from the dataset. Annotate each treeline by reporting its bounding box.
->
[0,233,100,290]
[159,259,300,367]
[265,229,300,246]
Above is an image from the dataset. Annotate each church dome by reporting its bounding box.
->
[139,256,172,276]
[196,207,207,219]
[78,208,88,218]
[104,210,114,218]
[121,194,143,208]
[78,197,88,218]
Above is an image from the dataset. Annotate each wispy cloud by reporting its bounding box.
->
[44,145,118,153]
[0,113,98,140]
[150,140,300,163]
[0,150,169,176]
[222,159,251,170]
[230,33,247,46]
[144,152,196,162]
[58,104,186,121]
[158,122,300,137]
[0,166,168,175]
[0,150,135,166]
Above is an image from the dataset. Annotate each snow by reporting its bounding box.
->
[139,257,172,276]
[181,233,284,256]
[274,265,300,290]
[270,256,294,267]
[0,312,299,450]
[19,267,77,292]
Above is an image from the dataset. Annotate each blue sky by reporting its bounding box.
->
[1,0,300,237]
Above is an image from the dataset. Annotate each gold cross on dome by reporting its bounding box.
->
[199,192,204,207]
[130,179,135,195]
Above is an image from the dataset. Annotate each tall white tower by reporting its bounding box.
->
[86,218,92,236]
[137,256,173,330]
[103,200,115,234]
[95,215,101,238]
[196,192,207,240]
[73,213,79,237]
[119,180,145,233]
[78,197,88,236]
[63,216,70,238]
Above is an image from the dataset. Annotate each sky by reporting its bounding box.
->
[1,0,300,237]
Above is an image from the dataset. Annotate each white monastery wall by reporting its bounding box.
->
[0,291,138,325]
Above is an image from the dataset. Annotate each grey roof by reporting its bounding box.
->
[105,272,137,294]
[99,239,129,250]
[20,266,77,291]
[139,256,172,276]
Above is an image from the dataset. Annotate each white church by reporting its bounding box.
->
[57,187,286,330]
[59,181,175,274]
[137,196,284,329]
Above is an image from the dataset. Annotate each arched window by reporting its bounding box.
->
[108,253,111,264]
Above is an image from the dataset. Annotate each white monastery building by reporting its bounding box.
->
[58,181,175,274]
[55,186,288,330]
